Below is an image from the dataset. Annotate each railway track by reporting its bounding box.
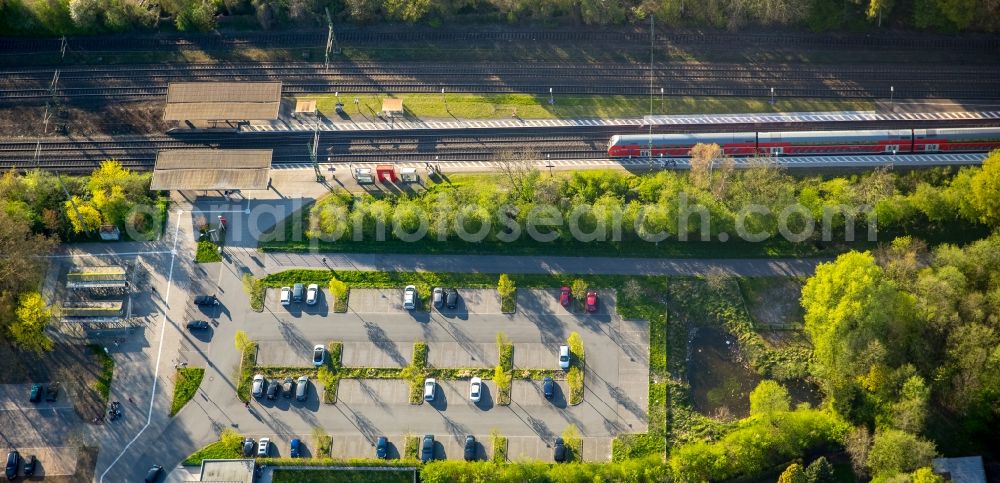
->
[1,61,998,102]
[1,28,997,53]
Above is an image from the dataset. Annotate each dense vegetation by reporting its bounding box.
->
[265,151,999,257]
[0,0,996,37]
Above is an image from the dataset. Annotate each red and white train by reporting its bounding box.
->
[606,127,1000,158]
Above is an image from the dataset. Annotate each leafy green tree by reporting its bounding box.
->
[497,274,515,299]
[570,279,588,302]
[801,251,912,413]
[804,457,835,483]
[890,375,929,433]
[969,150,1000,227]
[749,380,791,419]
[866,429,937,478]
[328,278,348,300]
[911,467,944,483]
[234,330,251,352]
[778,463,807,483]
[10,292,54,353]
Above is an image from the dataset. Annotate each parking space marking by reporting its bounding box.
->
[426,342,496,368]
[342,341,410,368]
[338,379,409,406]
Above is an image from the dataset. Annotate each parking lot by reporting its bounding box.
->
[236,286,648,462]
[0,384,81,477]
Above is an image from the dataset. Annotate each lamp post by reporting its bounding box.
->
[441,87,448,112]
[769,87,775,105]
[546,154,554,176]
[549,87,554,105]
[890,85,894,112]
[660,87,664,113]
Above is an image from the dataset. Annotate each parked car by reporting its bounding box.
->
[252,375,266,398]
[553,438,567,462]
[424,378,436,401]
[559,286,571,307]
[292,283,305,303]
[559,345,570,370]
[45,383,59,402]
[266,380,279,400]
[306,283,319,305]
[295,376,309,401]
[290,438,301,458]
[242,438,256,457]
[186,320,210,330]
[421,434,435,463]
[403,285,417,310]
[313,345,325,367]
[5,451,19,480]
[193,295,219,306]
[143,464,163,483]
[585,291,599,313]
[257,438,270,457]
[280,287,291,306]
[464,435,476,461]
[375,436,388,459]
[22,455,35,477]
[432,287,444,309]
[29,383,42,403]
[446,289,459,309]
[281,377,294,398]
[543,377,555,400]
[469,377,482,403]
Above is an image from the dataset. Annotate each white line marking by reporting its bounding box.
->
[43,251,171,258]
[99,213,182,483]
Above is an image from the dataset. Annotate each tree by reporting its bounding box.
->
[800,251,912,410]
[845,426,872,478]
[494,149,540,203]
[328,277,348,301]
[866,429,937,478]
[234,330,251,352]
[778,463,807,483]
[749,380,791,419]
[621,279,643,302]
[911,467,944,483]
[890,375,929,434]
[805,457,835,483]
[9,292,54,353]
[688,143,722,191]
[969,150,1000,227]
[570,278,588,302]
[64,197,102,233]
[497,274,516,299]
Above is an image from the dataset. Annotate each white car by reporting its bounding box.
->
[403,285,417,310]
[313,345,326,367]
[424,378,436,401]
[251,374,265,398]
[279,286,291,306]
[559,345,570,370]
[306,284,319,305]
[469,377,482,403]
[257,437,270,457]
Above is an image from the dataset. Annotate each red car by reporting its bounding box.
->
[559,287,571,307]
[585,291,598,313]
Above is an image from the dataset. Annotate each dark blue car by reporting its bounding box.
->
[290,438,301,458]
[376,436,388,459]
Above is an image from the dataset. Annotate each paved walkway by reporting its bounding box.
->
[264,252,824,277]
[241,109,1000,133]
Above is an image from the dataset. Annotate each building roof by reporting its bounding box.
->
[294,99,317,113]
[151,149,272,191]
[67,266,127,288]
[198,459,255,483]
[164,82,282,121]
[933,457,986,483]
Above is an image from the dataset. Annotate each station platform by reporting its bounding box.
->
[241,110,1000,133]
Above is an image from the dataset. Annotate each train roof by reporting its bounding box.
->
[611,133,756,144]
[758,129,911,142]
[914,127,1000,137]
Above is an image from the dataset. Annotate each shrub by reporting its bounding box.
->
[498,273,516,312]
[562,424,582,462]
[235,340,258,403]
[571,278,588,305]
[195,240,222,263]
[183,428,242,465]
[242,274,264,312]
[329,277,349,312]
[567,366,584,405]
[490,429,507,463]
[404,435,420,460]
[313,427,333,457]
[494,364,512,406]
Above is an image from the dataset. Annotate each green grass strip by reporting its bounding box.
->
[169,367,205,416]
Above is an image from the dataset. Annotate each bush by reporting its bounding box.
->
[170,367,204,416]
[242,274,264,312]
[562,424,582,462]
[235,341,258,403]
[493,364,512,406]
[404,435,420,460]
[329,277,349,312]
[195,240,222,263]
[183,428,242,465]
[313,427,333,457]
[498,274,516,313]
[567,366,584,405]
[490,429,507,463]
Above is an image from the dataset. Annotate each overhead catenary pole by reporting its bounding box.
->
[324,8,339,70]
[56,171,92,236]
[648,15,654,160]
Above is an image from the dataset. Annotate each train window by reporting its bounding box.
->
[885,145,899,154]
[769,147,784,156]
[640,149,651,157]
[924,144,940,152]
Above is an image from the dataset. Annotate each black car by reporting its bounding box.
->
[376,436,388,459]
[144,464,163,483]
[193,295,219,306]
[463,435,476,461]
[186,320,210,330]
[281,377,294,398]
[5,451,18,480]
[553,438,566,462]
[45,383,59,402]
[29,383,42,403]
[543,377,554,400]
[266,380,279,400]
[421,434,435,463]
[242,438,255,457]
[22,455,35,477]
[446,289,459,309]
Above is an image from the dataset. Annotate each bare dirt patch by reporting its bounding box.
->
[0,342,108,422]
[0,101,168,138]
[739,277,805,329]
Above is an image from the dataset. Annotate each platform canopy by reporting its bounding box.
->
[67,266,127,289]
[151,149,272,191]
[164,82,282,121]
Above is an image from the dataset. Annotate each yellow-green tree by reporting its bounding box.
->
[749,380,790,420]
[969,150,1000,227]
[64,196,102,233]
[777,463,807,483]
[10,292,54,353]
